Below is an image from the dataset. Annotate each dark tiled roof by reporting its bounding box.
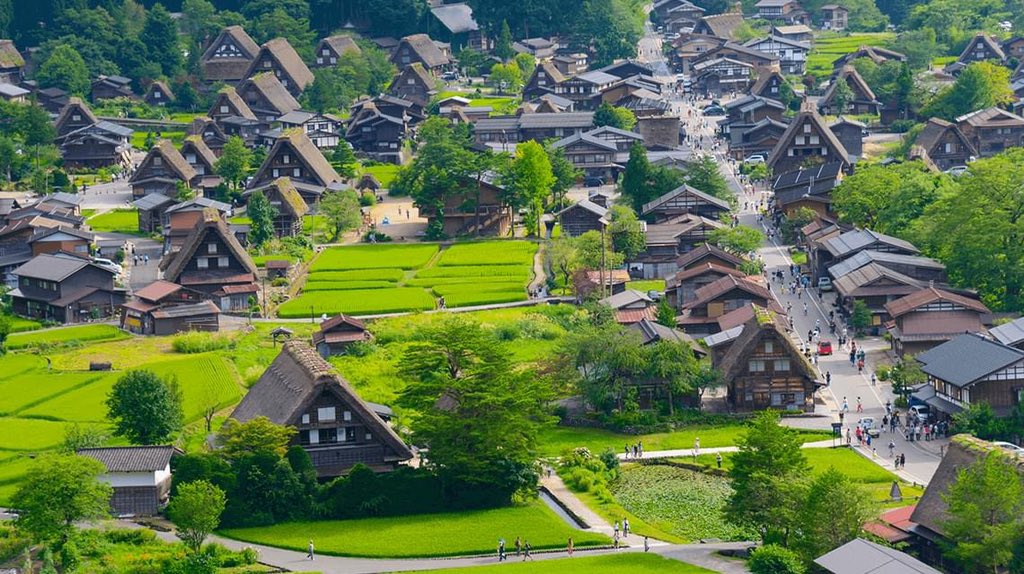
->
[78,446,178,472]
[14,253,105,282]
[884,287,988,318]
[916,333,1024,388]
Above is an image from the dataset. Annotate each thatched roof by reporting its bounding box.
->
[239,73,301,116]
[319,35,361,57]
[245,37,314,92]
[130,139,197,184]
[160,208,258,282]
[767,101,850,171]
[264,177,309,218]
[392,34,450,69]
[201,26,260,82]
[54,98,99,136]
[252,129,340,188]
[716,309,815,384]
[0,40,23,69]
[181,135,218,172]
[230,341,412,461]
[210,86,256,120]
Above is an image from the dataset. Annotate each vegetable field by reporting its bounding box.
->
[806,33,896,79]
[611,464,757,542]
[281,241,537,317]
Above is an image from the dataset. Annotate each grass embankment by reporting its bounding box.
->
[278,241,538,317]
[402,553,716,573]
[806,33,896,79]
[220,501,608,558]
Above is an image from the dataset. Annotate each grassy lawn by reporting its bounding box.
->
[220,501,609,558]
[361,164,401,188]
[537,424,832,457]
[131,130,186,149]
[403,553,715,573]
[87,208,140,234]
[790,251,808,266]
[806,33,896,79]
[6,324,128,350]
[626,280,665,293]
[7,316,41,332]
[931,56,957,67]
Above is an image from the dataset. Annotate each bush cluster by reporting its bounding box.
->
[171,332,234,354]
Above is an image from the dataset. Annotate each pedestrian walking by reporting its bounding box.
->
[803,302,808,315]
[716,452,723,468]
[307,540,315,561]
[888,440,896,458]
[523,541,533,561]
[644,536,650,552]
[825,371,831,385]
[694,437,700,456]
[623,518,630,537]
[567,537,573,556]
[515,536,522,557]
[614,521,620,539]
[842,397,849,412]
[856,397,863,413]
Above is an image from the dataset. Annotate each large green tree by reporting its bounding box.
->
[105,369,184,444]
[13,454,113,545]
[922,62,1013,121]
[215,136,253,190]
[914,148,1024,310]
[727,411,809,545]
[140,3,182,76]
[943,450,1024,573]
[502,140,554,236]
[36,45,90,97]
[685,155,733,205]
[593,102,637,130]
[247,190,277,248]
[607,204,645,259]
[398,317,555,503]
[831,161,948,237]
[319,189,362,241]
[708,226,763,256]
[794,468,872,560]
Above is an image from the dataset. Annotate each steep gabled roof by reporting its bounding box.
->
[832,45,906,69]
[820,65,877,106]
[320,35,361,57]
[750,68,788,97]
[54,97,99,135]
[528,61,566,87]
[255,129,340,187]
[131,139,197,184]
[181,135,218,171]
[958,32,1006,62]
[913,118,976,157]
[230,341,412,461]
[393,34,450,69]
[695,12,745,40]
[160,208,258,282]
[239,73,301,115]
[144,80,175,103]
[210,87,256,120]
[717,311,815,383]
[202,26,260,62]
[685,275,781,311]
[389,63,436,100]
[767,102,851,171]
[0,39,23,69]
[245,38,314,92]
[264,177,309,218]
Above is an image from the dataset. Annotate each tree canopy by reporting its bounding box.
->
[13,454,113,545]
[105,369,183,445]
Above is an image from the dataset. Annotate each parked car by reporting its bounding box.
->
[702,104,726,116]
[584,176,605,187]
[647,290,662,301]
[909,404,931,422]
[743,154,766,164]
[441,71,460,82]
[92,257,123,275]
[817,277,833,291]
[817,340,833,356]
[993,441,1024,455]
[944,165,969,177]
[857,417,880,438]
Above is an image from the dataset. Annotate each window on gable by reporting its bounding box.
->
[749,359,766,372]
[318,406,336,421]
[207,243,217,254]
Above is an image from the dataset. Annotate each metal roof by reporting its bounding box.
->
[990,316,1024,347]
[78,446,178,472]
[703,325,744,347]
[132,193,175,211]
[518,112,595,129]
[824,229,920,258]
[828,250,944,280]
[917,333,1024,388]
[814,538,942,574]
[13,253,99,282]
[575,71,619,85]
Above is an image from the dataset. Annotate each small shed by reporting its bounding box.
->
[77,446,180,516]
[312,314,373,357]
[356,173,382,192]
[265,259,290,279]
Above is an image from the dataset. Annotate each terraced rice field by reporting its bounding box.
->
[279,241,538,317]
[806,33,896,79]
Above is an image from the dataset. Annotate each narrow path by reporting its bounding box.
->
[539,473,662,547]
[618,439,838,461]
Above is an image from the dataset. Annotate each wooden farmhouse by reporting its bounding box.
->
[201,26,261,84]
[237,73,301,121]
[708,309,820,412]
[666,262,746,309]
[158,209,259,313]
[187,118,229,155]
[421,171,511,237]
[208,87,257,123]
[10,253,125,324]
[313,315,373,357]
[121,279,219,336]
[767,102,850,176]
[129,140,197,200]
[243,37,314,97]
[818,66,879,115]
[955,107,1024,158]
[78,446,180,516]
[314,35,361,68]
[884,287,989,357]
[642,184,732,223]
[556,196,608,237]
[257,177,309,238]
[248,129,343,205]
[523,61,566,100]
[911,118,977,171]
[391,34,451,74]
[916,334,1024,418]
[180,136,222,193]
[678,274,783,335]
[946,33,1006,75]
[231,341,413,477]
[143,81,175,107]
[634,214,726,279]
[388,63,437,106]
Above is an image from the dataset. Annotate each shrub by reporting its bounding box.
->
[172,332,234,354]
[749,544,806,574]
[890,119,917,133]
[104,528,157,545]
[271,277,288,287]
[0,523,31,563]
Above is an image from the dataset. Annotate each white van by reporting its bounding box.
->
[817,277,833,291]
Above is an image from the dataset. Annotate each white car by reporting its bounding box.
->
[944,165,968,177]
[857,417,880,437]
[743,154,766,165]
[92,257,123,275]
[817,277,833,291]
[993,441,1024,455]
[909,405,930,422]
